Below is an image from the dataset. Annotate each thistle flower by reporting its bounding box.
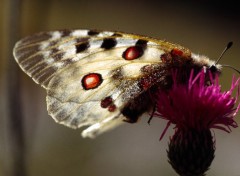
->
[155,69,239,139]
[154,70,240,176]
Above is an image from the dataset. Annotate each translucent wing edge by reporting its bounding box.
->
[81,115,125,138]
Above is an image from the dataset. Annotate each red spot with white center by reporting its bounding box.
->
[122,46,143,60]
[82,73,103,90]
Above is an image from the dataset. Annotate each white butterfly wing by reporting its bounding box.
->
[13,29,169,138]
[13,30,116,88]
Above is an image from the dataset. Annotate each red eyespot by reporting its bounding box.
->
[171,48,183,57]
[108,104,116,112]
[101,96,113,108]
[82,73,103,90]
[122,46,144,60]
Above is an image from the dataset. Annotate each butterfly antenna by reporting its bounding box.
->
[215,42,240,74]
[222,64,240,74]
[215,41,233,64]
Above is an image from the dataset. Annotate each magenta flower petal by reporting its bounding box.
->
[154,70,240,139]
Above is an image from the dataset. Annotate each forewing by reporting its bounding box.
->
[13,29,179,137]
[13,30,117,88]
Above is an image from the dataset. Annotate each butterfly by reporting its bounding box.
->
[13,29,221,138]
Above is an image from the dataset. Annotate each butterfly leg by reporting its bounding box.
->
[147,104,156,125]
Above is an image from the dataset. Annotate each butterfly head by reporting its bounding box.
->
[208,64,221,74]
[207,42,240,75]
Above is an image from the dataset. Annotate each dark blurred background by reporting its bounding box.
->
[1,0,240,176]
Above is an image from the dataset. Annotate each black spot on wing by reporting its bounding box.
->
[76,42,90,53]
[60,29,73,37]
[101,38,117,49]
[88,30,99,36]
[136,39,148,48]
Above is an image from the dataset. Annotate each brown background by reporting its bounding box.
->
[1,0,240,176]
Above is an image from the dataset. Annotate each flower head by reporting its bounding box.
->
[155,69,240,140]
[154,69,239,176]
